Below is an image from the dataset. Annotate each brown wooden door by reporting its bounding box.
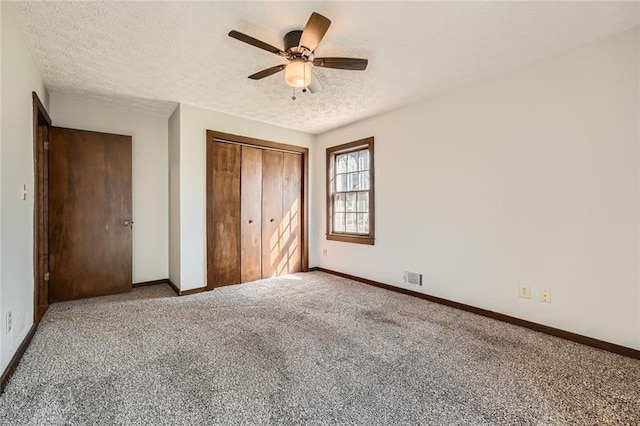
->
[261,150,284,278]
[49,127,132,301]
[240,146,263,282]
[282,152,303,274]
[207,141,241,288]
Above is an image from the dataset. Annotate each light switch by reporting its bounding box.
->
[22,184,27,201]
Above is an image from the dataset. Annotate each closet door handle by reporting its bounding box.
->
[270,218,274,222]
[248,220,253,224]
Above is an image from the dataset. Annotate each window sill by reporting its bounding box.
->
[326,233,375,245]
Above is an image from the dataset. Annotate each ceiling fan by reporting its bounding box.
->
[228,12,368,95]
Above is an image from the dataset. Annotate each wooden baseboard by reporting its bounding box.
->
[309,267,640,360]
[1,324,38,394]
[132,278,169,288]
[35,305,48,324]
[167,279,180,295]
[179,287,208,296]
[165,279,207,297]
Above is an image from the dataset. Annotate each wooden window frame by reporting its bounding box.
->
[326,137,375,245]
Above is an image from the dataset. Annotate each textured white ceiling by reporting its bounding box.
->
[8,1,640,134]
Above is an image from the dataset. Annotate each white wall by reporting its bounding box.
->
[49,95,169,284]
[168,105,181,287]
[0,4,48,372]
[312,28,640,350]
[175,103,314,290]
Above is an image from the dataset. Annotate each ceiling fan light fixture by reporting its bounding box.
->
[285,60,311,88]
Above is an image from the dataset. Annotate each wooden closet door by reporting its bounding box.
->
[282,152,303,274]
[207,142,241,288]
[240,146,262,282]
[261,150,284,278]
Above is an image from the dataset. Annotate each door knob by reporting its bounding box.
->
[248,220,253,224]
[270,218,275,222]
[123,219,133,227]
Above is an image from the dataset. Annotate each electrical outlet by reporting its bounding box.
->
[540,289,551,303]
[519,284,531,299]
[322,248,327,256]
[404,271,422,286]
[6,312,12,334]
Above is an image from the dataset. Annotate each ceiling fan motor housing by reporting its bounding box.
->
[284,30,303,54]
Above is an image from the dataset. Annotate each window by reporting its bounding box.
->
[326,137,375,245]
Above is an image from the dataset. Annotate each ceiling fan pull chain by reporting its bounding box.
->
[292,87,297,101]
[302,64,308,93]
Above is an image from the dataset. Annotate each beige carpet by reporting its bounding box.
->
[1,271,639,425]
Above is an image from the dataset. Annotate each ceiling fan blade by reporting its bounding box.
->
[248,64,287,80]
[307,72,323,93]
[313,57,368,71]
[229,30,286,57]
[298,12,331,54]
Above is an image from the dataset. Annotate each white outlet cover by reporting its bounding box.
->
[519,284,531,299]
[540,289,551,303]
[6,312,12,334]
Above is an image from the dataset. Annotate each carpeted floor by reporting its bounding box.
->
[0,271,638,425]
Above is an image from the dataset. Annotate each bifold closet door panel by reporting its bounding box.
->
[261,150,284,278]
[240,146,263,282]
[208,142,241,287]
[283,152,303,274]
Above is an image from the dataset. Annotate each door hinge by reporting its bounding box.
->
[44,141,49,150]
[44,272,50,281]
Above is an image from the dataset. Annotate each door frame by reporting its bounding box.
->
[206,130,310,290]
[32,92,51,323]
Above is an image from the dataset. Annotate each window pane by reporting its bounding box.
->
[348,172,359,190]
[334,213,345,232]
[357,192,369,212]
[347,152,358,172]
[359,171,370,190]
[345,213,357,232]
[335,193,345,212]
[327,138,374,243]
[336,154,347,173]
[357,213,369,233]
[358,150,369,171]
[336,173,347,192]
[346,193,357,212]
